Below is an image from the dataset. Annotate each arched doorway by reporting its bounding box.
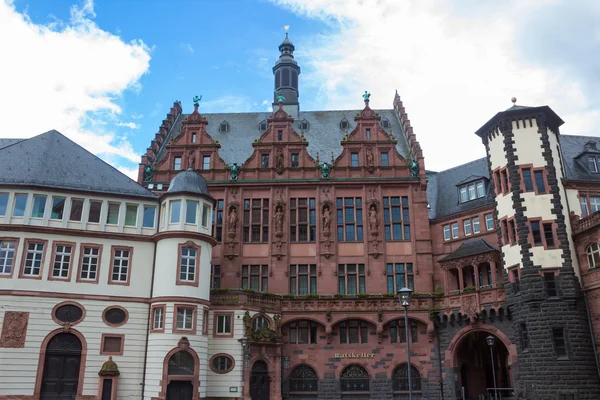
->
[455,331,511,399]
[250,360,270,400]
[40,333,82,400]
[166,351,195,400]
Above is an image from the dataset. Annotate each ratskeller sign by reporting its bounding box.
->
[334,352,375,359]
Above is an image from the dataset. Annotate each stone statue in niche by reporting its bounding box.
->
[276,148,284,174]
[273,314,282,334]
[274,204,284,234]
[369,204,379,234]
[322,206,332,233]
[188,153,195,169]
[243,311,252,334]
[228,206,239,234]
[366,147,374,166]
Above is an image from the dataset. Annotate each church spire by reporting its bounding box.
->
[273,32,301,119]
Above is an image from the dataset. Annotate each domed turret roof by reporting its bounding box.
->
[167,169,211,197]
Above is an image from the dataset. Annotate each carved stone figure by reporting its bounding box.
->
[319,162,332,179]
[243,311,252,334]
[274,205,284,234]
[228,163,240,181]
[273,314,282,335]
[322,206,332,233]
[369,205,378,233]
[228,207,239,234]
[410,159,419,178]
[276,148,284,169]
[188,153,195,169]
[0,312,29,348]
[366,147,374,166]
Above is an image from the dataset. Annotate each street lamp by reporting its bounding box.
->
[241,335,248,400]
[398,287,413,400]
[486,335,498,400]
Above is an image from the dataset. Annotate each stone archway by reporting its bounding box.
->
[160,337,200,400]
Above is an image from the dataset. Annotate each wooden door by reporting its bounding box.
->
[40,333,82,400]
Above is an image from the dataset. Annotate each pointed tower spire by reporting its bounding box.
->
[272,32,301,119]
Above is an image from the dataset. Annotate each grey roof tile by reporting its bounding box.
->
[0,138,23,150]
[168,169,212,198]
[0,130,157,198]
[560,135,600,182]
[438,238,498,262]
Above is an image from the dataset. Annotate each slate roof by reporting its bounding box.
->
[167,169,212,198]
[426,157,494,220]
[155,109,411,166]
[0,138,22,150]
[0,130,157,198]
[438,238,498,262]
[560,135,600,182]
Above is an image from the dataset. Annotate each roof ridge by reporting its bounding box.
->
[435,157,487,175]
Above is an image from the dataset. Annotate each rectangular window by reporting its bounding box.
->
[543,223,555,248]
[381,152,389,166]
[110,248,131,284]
[51,197,65,220]
[125,205,137,226]
[451,222,459,239]
[476,181,485,197]
[459,180,486,202]
[241,264,268,292]
[152,306,165,331]
[203,309,209,335]
[243,199,269,242]
[501,170,509,194]
[553,328,567,356]
[591,197,600,213]
[523,168,534,191]
[191,132,197,143]
[520,323,530,350]
[580,196,590,217]
[288,321,318,344]
[443,225,450,241]
[0,193,8,216]
[176,307,195,331]
[261,154,270,168]
[13,194,27,217]
[290,198,316,242]
[386,263,414,293]
[101,335,124,355]
[203,156,210,170]
[509,220,517,244]
[366,128,371,140]
[22,241,45,276]
[70,199,84,221]
[174,156,182,170]
[534,170,546,194]
[170,200,181,224]
[473,217,480,234]
[336,197,363,242]
[338,264,366,295]
[339,320,369,344]
[211,264,221,289]
[468,183,476,200]
[485,213,494,230]
[88,201,102,223]
[501,220,509,244]
[79,246,100,281]
[351,152,359,167]
[545,272,557,297]
[106,203,120,225]
[51,243,73,279]
[212,200,224,241]
[383,196,410,241]
[179,247,197,283]
[589,156,599,173]
[202,204,209,227]
[277,130,283,141]
[511,268,520,292]
[143,206,156,228]
[460,186,468,203]
[31,195,46,218]
[289,264,317,295]
[0,240,16,275]
[186,201,197,224]
[531,221,542,246]
[216,314,232,334]
[463,220,472,236]
[390,320,418,344]
[291,153,299,168]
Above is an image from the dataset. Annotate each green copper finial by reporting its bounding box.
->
[193,95,202,106]
[362,91,371,101]
[275,92,285,104]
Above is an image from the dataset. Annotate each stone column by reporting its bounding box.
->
[474,264,480,290]
[458,266,465,291]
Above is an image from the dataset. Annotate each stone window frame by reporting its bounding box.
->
[337,263,366,295]
[551,326,569,358]
[211,263,221,289]
[289,197,316,243]
[51,301,86,326]
[289,264,317,295]
[586,243,600,270]
[209,353,235,374]
[202,307,209,335]
[527,218,558,250]
[241,264,269,292]
[389,319,419,344]
[287,320,319,345]
[382,196,411,242]
[507,265,521,292]
[107,245,133,286]
[173,304,198,334]
[48,241,76,282]
[0,237,20,278]
[100,333,125,356]
[76,243,103,284]
[202,155,211,170]
[386,263,414,293]
[336,197,364,242]
[338,319,371,344]
[492,166,510,196]
[176,241,201,287]
[19,238,48,280]
[214,312,234,338]
[542,269,559,298]
[261,153,270,169]
[102,305,129,328]
[173,155,183,171]
[150,304,166,333]
[242,198,270,243]
[212,199,224,242]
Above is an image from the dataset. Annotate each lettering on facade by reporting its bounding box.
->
[334,352,375,359]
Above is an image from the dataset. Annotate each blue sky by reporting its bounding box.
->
[2,0,600,178]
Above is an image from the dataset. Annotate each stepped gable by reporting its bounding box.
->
[0,130,156,198]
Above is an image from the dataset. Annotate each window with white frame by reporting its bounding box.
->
[110,248,131,283]
[203,156,210,170]
[179,247,197,282]
[0,240,16,275]
[459,180,486,203]
[473,217,480,234]
[451,222,459,239]
[13,194,28,217]
[106,203,120,225]
[0,193,8,216]
[216,314,232,334]
[581,196,590,216]
[186,201,197,224]
[79,246,100,281]
[202,203,209,227]
[589,156,600,173]
[591,197,600,214]
[176,307,195,330]
[587,243,600,269]
[31,195,46,218]
[443,225,450,241]
[153,307,164,330]
[51,197,66,220]
[463,220,472,236]
[170,200,181,224]
[51,244,73,279]
[23,241,45,276]
[125,204,138,226]
[485,213,494,231]
[174,156,182,170]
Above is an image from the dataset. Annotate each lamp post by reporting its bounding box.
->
[486,335,498,400]
[241,335,248,400]
[398,287,413,400]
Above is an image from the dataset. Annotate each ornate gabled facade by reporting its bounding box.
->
[3,34,600,400]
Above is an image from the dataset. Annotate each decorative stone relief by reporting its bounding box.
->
[366,147,375,173]
[272,200,286,259]
[226,203,240,259]
[0,312,29,348]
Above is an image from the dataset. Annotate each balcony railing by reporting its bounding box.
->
[432,286,506,315]
[573,211,600,235]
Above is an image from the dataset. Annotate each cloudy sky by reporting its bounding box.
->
[1,0,599,179]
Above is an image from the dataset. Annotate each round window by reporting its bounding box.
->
[104,307,128,326]
[211,355,234,374]
[54,303,84,325]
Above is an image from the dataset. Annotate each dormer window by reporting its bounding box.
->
[340,118,349,131]
[380,118,390,129]
[219,121,229,132]
[459,180,486,203]
[589,156,600,173]
[259,120,268,131]
[300,119,309,130]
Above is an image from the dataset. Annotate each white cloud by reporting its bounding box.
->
[116,121,140,129]
[261,99,273,112]
[181,42,194,54]
[0,0,150,179]
[271,0,600,171]
[131,112,144,119]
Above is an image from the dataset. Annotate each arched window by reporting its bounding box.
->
[392,364,422,391]
[300,119,309,130]
[587,243,600,269]
[340,118,349,131]
[282,68,290,86]
[292,70,298,90]
[253,316,270,331]
[168,351,194,375]
[340,365,369,392]
[275,70,281,88]
[288,364,318,392]
[219,121,229,132]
